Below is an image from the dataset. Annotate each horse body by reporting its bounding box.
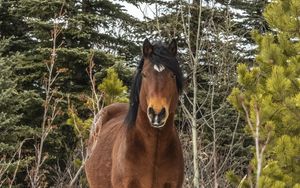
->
[86,103,128,187]
[85,39,184,188]
[86,103,183,188]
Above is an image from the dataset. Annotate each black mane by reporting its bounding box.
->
[124,42,183,127]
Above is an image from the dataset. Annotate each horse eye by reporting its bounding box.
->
[142,72,147,78]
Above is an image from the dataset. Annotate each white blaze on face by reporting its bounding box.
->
[153,64,165,72]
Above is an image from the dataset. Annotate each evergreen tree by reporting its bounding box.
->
[228,0,300,187]
[13,0,141,95]
[0,0,31,54]
[0,0,144,186]
[98,67,128,105]
[0,38,38,187]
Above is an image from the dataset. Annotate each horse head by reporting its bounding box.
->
[125,39,183,128]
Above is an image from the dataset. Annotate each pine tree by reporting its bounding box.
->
[0,0,144,186]
[98,67,128,105]
[13,0,140,94]
[228,0,300,187]
[0,38,38,186]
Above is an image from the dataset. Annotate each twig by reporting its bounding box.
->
[30,3,65,187]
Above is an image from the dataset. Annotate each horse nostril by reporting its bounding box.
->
[158,107,166,119]
[148,107,155,116]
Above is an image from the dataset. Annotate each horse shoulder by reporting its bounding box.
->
[88,103,128,154]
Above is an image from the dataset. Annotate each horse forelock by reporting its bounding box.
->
[124,43,183,127]
[151,45,183,93]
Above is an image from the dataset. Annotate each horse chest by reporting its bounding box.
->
[112,132,182,188]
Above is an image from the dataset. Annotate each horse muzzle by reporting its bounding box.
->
[147,106,168,128]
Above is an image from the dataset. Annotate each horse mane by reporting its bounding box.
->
[124,42,183,127]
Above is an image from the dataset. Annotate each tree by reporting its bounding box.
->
[0,0,144,186]
[0,38,38,187]
[135,0,264,187]
[228,0,300,187]
[98,67,128,105]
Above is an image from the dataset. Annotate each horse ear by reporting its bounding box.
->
[143,39,153,57]
[168,39,177,56]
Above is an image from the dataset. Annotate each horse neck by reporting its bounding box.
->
[126,108,176,152]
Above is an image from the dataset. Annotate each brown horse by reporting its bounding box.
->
[85,39,184,188]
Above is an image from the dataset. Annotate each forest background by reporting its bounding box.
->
[0,0,299,187]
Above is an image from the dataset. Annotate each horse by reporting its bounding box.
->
[85,39,184,188]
